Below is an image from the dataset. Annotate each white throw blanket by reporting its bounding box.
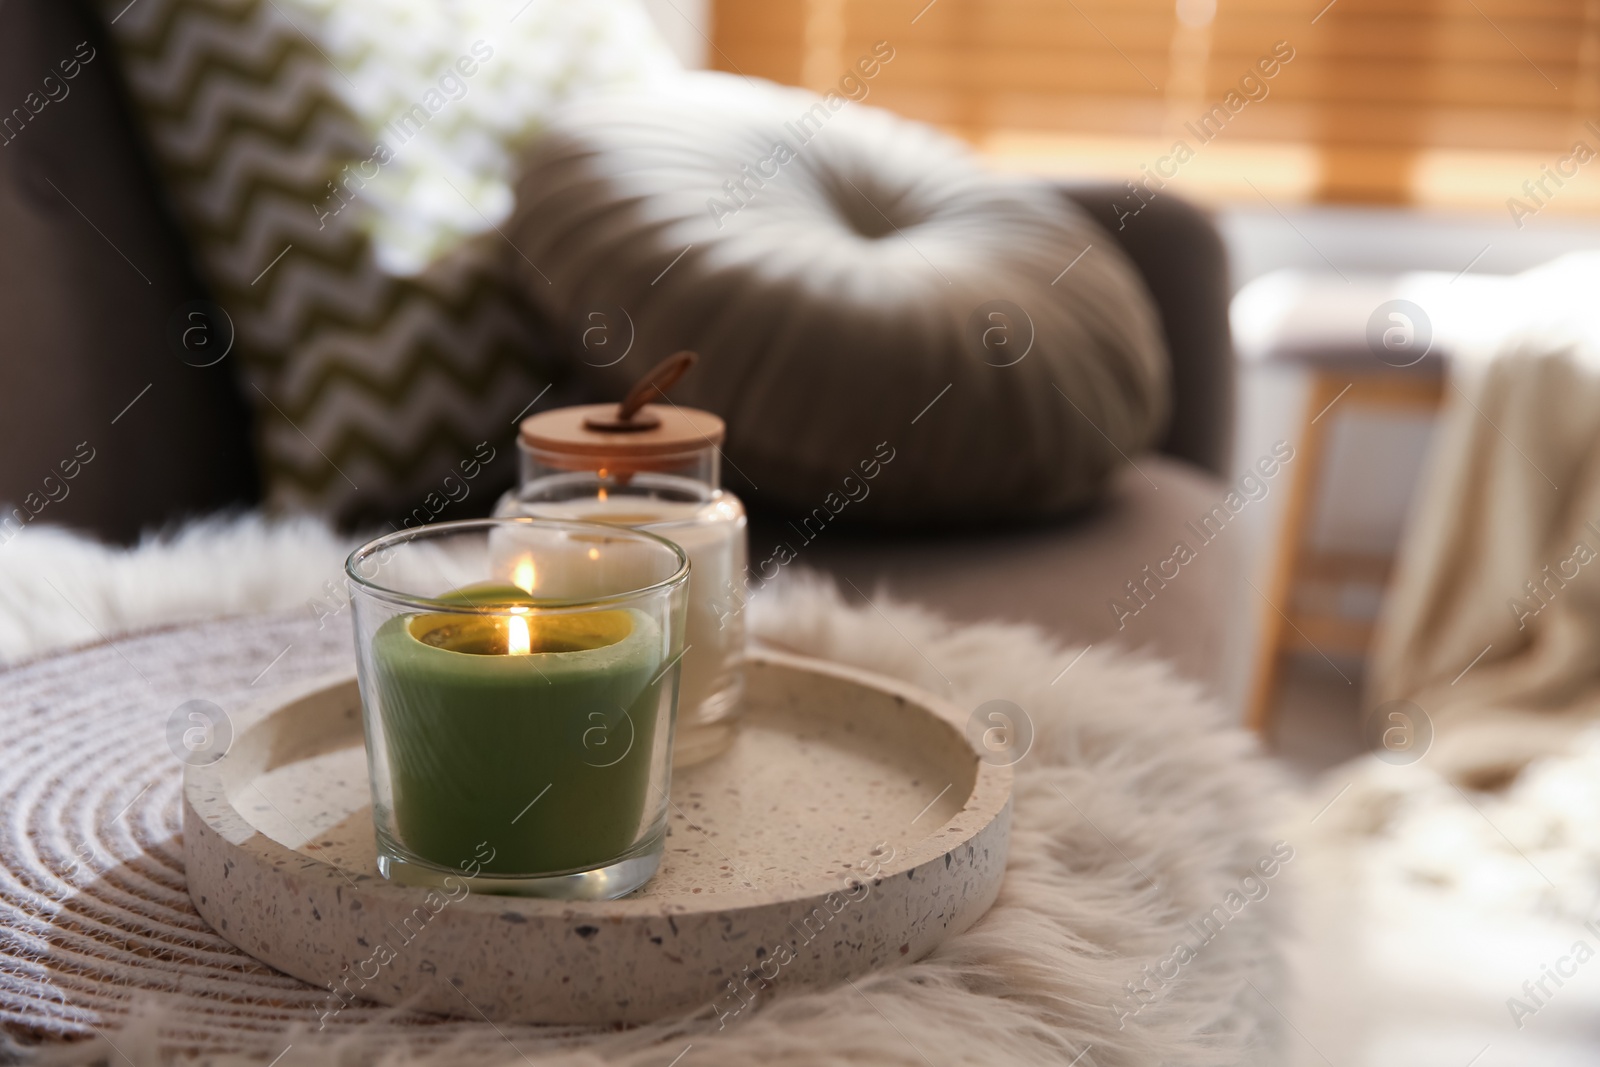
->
[0,516,1286,1066]
[1369,253,1600,783]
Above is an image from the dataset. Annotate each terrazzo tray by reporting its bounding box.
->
[182,649,1013,1025]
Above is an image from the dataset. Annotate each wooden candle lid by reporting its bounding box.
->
[520,351,722,465]
[519,403,724,459]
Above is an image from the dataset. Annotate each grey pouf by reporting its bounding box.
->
[509,73,1168,522]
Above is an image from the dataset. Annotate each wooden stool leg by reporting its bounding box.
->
[1244,372,1342,734]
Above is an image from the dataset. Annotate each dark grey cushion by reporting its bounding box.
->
[1063,186,1234,477]
[0,0,258,544]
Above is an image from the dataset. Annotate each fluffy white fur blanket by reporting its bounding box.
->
[2,517,1287,1066]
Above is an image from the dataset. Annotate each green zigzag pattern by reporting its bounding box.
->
[99,0,552,522]
[259,373,535,500]
[268,281,534,421]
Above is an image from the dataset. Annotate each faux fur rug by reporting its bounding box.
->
[0,517,1288,1066]
[1275,742,1600,1065]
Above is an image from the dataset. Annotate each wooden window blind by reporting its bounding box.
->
[709,0,1600,211]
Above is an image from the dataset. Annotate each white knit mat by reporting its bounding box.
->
[0,519,1287,1066]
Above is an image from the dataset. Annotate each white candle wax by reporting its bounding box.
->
[499,490,747,765]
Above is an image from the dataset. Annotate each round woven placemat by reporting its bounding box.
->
[0,610,603,1059]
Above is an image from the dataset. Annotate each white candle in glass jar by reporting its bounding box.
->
[497,488,747,766]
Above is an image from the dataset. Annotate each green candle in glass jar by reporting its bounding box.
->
[371,582,666,876]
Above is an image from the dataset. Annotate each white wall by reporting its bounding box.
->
[1219,203,1600,293]
[640,0,711,69]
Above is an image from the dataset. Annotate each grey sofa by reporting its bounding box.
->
[0,0,1238,693]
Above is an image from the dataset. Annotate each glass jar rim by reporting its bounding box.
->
[507,471,724,533]
[518,437,715,463]
[345,517,690,614]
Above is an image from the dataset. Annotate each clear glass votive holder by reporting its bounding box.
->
[345,517,688,899]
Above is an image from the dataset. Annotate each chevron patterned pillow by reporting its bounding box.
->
[98,0,677,524]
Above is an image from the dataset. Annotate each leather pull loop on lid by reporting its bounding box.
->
[583,351,698,432]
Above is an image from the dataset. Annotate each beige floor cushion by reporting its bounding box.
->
[509,72,1170,522]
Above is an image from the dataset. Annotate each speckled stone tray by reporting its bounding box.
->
[182,649,1012,1025]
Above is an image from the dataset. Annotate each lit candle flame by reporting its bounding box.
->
[588,547,600,560]
[506,613,531,656]
[512,557,536,593]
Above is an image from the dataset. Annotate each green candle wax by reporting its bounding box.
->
[372,585,668,876]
